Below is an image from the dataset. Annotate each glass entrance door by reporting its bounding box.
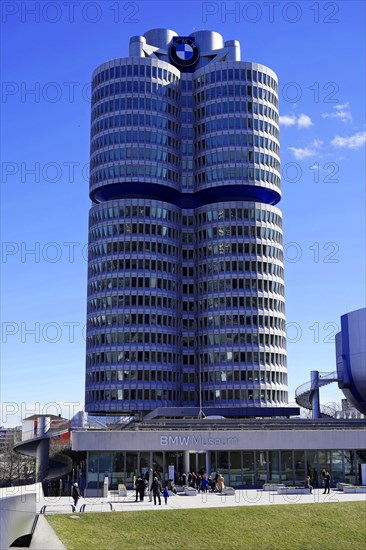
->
[189,451,206,473]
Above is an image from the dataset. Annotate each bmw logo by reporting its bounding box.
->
[169,37,199,69]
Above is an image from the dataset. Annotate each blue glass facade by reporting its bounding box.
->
[336,308,366,415]
[85,29,287,415]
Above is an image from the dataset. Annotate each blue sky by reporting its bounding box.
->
[1,1,365,426]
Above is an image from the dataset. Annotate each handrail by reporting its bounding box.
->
[79,502,114,513]
[295,371,339,398]
[295,381,311,397]
[40,504,75,514]
[319,371,338,381]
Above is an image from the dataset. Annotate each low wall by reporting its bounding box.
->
[0,483,43,549]
[84,488,103,497]
[277,487,311,495]
[343,485,366,493]
[184,487,197,496]
[263,484,285,491]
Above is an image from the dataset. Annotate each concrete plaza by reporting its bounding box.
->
[39,487,366,514]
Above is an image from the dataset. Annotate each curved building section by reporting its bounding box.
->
[195,202,287,408]
[85,28,289,416]
[85,199,181,414]
[90,58,181,203]
[336,308,366,415]
[193,62,280,204]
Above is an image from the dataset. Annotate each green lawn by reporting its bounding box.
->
[47,501,366,550]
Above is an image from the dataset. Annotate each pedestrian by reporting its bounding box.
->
[137,475,147,501]
[201,475,209,493]
[72,482,81,508]
[196,473,202,493]
[163,486,169,505]
[134,475,139,502]
[217,473,225,493]
[323,471,331,494]
[151,476,162,505]
[304,476,313,494]
[215,470,220,491]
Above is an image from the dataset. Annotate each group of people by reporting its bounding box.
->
[134,469,171,505]
[72,467,332,509]
[133,468,227,503]
[304,470,331,494]
[187,470,225,493]
[71,471,333,513]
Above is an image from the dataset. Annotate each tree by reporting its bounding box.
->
[0,434,35,487]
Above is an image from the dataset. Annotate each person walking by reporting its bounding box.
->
[137,475,147,501]
[72,482,81,508]
[151,476,162,505]
[134,476,140,502]
[323,471,331,494]
[196,473,202,493]
[217,473,225,493]
[163,486,169,505]
[201,474,209,493]
[215,471,220,491]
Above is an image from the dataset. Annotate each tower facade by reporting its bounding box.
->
[85,29,287,415]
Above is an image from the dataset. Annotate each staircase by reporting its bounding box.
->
[295,371,339,417]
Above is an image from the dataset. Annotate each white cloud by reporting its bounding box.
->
[279,114,297,126]
[331,131,366,149]
[280,113,313,129]
[312,139,324,148]
[288,146,318,160]
[321,102,352,123]
[288,139,323,160]
[335,102,349,110]
[297,114,313,128]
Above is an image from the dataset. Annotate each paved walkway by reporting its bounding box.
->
[28,515,67,550]
[37,487,366,514]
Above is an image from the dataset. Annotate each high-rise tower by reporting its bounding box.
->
[85,29,287,416]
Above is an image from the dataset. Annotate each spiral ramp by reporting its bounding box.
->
[295,371,339,418]
[13,416,72,483]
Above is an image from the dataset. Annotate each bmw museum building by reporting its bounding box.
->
[71,29,366,494]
